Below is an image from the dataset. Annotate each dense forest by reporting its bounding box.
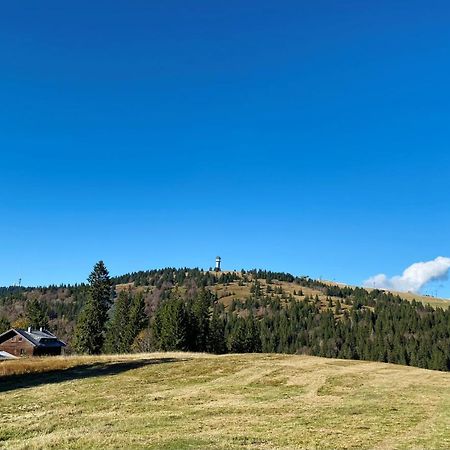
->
[0,265,449,371]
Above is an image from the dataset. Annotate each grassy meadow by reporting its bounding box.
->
[1,353,449,449]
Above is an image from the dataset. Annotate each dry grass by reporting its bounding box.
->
[0,354,146,378]
[209,279,342,310]
[1,353,449,449]
[331,280,450,309]
[385,290,449,309]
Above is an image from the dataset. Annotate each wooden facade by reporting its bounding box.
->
[0,331,34,357]
[0,328,66,357]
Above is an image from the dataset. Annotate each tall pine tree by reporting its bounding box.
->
[73,261,112,354]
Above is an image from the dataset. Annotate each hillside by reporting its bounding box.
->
[1,267,450,372]
[2,268,448,345]
[117,271,450,310]
[205,273,450,309]
[0,353,449,449]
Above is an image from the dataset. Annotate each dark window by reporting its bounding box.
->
[20,349,25,356]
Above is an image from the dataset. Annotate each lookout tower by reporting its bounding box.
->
[215,256,221,272]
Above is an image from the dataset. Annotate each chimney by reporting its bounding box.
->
[27,326,32,333]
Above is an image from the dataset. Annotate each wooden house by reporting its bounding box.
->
[0,327,66,357]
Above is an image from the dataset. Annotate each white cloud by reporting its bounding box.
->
[364,256,450,293]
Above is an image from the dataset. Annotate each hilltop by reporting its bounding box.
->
[1,352,449,449]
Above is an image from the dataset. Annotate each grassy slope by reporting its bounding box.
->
[1,353,449,449]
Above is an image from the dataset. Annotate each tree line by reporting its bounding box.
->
[72,261,148,354]
[148,284,450,371]
[1,262,449,372]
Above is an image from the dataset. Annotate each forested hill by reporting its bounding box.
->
[0,268,449,371]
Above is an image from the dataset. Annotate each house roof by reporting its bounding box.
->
[0,350,17,359]
[0,328,66,348]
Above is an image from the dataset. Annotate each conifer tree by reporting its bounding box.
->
[207,308,226,354]
[0,316,10,334]
[73,261,112,354]
[190,289,211,351]
[228,318,247,353]
[104,290,147,353]
[153,295,189,351]
[125,292,147,350]
[25,299,49,329]
[429,347,448,371]
[248,315,262,352]
[104,290,132,353]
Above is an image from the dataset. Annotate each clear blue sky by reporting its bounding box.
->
[1,1,449,297]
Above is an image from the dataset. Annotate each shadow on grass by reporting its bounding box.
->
[0,357,181,393]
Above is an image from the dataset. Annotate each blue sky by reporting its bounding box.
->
[1,1,449,297]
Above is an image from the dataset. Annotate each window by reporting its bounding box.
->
[20,349,25,356]
[18,337,22,342]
